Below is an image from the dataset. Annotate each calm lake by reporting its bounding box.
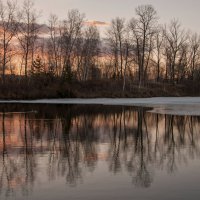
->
[0,103,200,200]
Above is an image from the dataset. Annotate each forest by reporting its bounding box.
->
[0,0,200,99]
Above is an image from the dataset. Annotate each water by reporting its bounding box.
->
[0,104,200,200]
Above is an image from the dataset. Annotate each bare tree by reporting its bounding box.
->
[0,0,18,83]
[163,19,187,83]
[177,42,189,82]
[189,33,200,80]
[107,17,132,91]
[80,26,100,81]
[154,26,164,82]
[134,5,157,87]
[17,0,39,77]
[60,9,85,81]
[48,14,62,77]
[107,17,126,79]
[122,32,131,92]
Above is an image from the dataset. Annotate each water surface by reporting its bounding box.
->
[0,104,200,200]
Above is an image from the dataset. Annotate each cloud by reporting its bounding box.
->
[84,20,109,27]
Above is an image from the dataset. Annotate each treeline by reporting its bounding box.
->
[0,0,200,92]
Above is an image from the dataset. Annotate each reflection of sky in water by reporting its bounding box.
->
[0,104,200,200]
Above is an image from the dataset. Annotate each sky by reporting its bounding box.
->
[8,0,200,33]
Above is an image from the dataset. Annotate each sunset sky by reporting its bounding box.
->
[1,0,199,33]
[31,0,200,31]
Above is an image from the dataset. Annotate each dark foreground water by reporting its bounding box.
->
[0,104,200,200]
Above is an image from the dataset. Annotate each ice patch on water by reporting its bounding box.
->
[0,97,200,116]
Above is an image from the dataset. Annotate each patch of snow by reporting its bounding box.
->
[1,97,200,116]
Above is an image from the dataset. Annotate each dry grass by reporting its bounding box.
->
[0,76,199,100]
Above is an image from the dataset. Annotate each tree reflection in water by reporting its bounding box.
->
[0,104,200,197]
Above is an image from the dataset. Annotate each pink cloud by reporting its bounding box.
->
[84,20,109,27]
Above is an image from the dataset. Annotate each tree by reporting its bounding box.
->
[107,17,132,91]
[163,19,187,83]
[17,0,39,77]
[107,17,126,79]
[31,55,45,75]
[177,42,189,82]
[61,9,85,81]
[129,5,157,87]
[122,32,131,92]
[189,33,200,80]
[79,26,100,81]
[154,26,164,82]
[0,0,18,83]
[48,14,62,77]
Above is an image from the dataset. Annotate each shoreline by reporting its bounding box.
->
[0,79,200,100]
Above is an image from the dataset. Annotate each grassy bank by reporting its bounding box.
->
[0,77,200,100]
